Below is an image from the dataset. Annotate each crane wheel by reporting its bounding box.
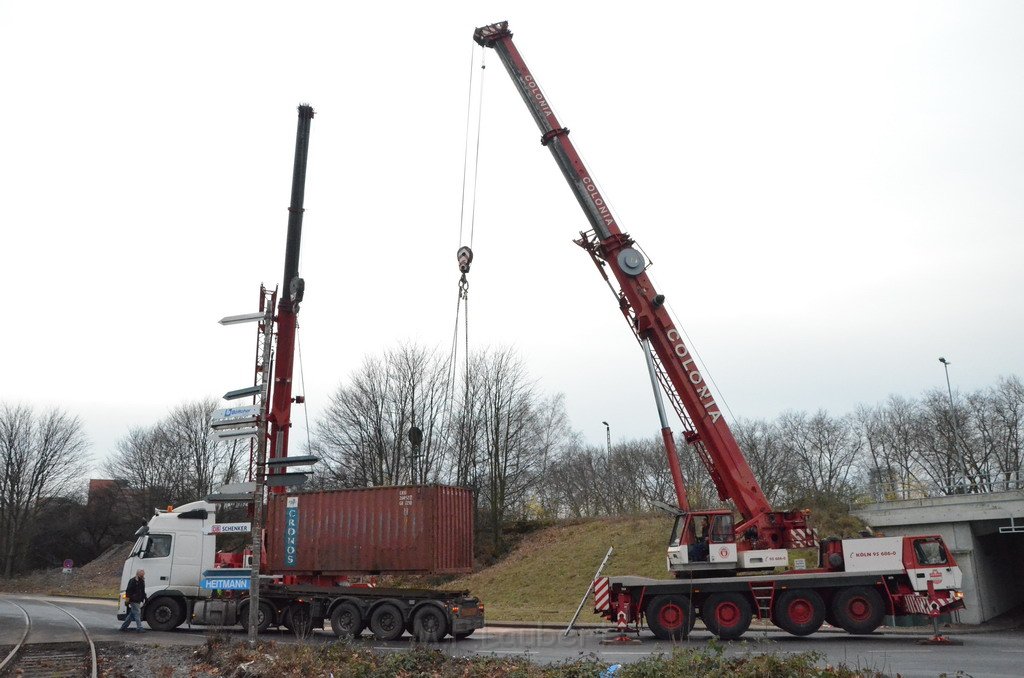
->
[773,589,825,636]
[831,586,885,634]
[702,592,752,640]
[647,594,695,640]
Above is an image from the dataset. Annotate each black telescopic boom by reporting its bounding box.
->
[282,104,315,298]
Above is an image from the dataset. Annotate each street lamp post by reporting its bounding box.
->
[601,421,610,454]
[938,357,963,489]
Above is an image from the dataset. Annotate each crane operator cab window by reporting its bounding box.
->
[688,516,710,562]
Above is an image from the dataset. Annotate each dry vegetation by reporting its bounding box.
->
[0,540,129,598]
[190,636,888,678]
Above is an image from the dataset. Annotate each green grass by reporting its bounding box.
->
[449,515,672,623]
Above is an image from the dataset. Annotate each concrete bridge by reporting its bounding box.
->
[853,489,1024,624]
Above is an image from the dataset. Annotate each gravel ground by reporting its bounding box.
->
[99,641,200,678]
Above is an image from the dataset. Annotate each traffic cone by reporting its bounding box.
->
[600,609,641,645]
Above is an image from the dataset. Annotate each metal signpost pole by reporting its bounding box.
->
[248,307,274,648]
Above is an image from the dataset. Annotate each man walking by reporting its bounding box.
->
[120,569,147,632]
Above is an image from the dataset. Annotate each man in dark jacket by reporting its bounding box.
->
[120,569,147,631]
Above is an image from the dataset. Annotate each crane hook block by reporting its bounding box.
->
[617,247,645,277]
[457,246,474,274]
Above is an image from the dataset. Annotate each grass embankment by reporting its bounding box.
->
[450,516,669,622]
[195,637,886,677]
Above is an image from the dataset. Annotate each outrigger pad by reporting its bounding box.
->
[917,635,963,646]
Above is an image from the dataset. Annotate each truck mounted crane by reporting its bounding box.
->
[475,20,965,641]
[473,21,812,576]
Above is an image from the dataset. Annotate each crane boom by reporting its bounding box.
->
[267,104,314,475]
[475,22,810,550]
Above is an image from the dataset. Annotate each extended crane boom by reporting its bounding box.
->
[474,21,812,563]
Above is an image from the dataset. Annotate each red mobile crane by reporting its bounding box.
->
[473,21,813,575]
[475,21,965,640]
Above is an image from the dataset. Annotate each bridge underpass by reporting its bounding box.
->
[853,489,1024,624]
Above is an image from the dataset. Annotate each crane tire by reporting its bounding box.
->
[831,586,885,635]
[773,589,825,636]
[702,592,752,640]
[647,594,695,640]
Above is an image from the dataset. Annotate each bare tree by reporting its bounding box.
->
[733,417,793,505]
[104,400,248,525]
[0,404,89,578]
[473,347,543,548]
[314,344,451,488]
[778,410,860,502]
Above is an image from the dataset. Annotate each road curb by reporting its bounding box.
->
[484,620,1015,636]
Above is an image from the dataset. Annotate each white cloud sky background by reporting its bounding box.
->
[1,2,1022,475]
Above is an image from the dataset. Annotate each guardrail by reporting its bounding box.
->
[863,473,1023,502]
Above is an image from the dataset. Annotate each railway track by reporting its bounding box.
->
[0,597,97,678]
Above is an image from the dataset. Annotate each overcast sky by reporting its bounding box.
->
[2,2,1021,475]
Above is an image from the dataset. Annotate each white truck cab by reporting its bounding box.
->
[117,500,217,629]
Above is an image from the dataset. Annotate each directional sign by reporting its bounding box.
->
[265,472,310,488]
[213,405,261,421]
[219,312,266,326]
[205,493,254,503]
[214,427,259,440]
[223,385,263,400]
[264,455,320,468]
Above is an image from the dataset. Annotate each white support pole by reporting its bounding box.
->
[564,546,614,637]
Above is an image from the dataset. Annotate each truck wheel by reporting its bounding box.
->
[831,586,885,634]
[285,603,314,638]
[773,589,825,636]
[144,597,182,631]
[647,594,695,640]
[412,606,448,643]
[369,603,405,641]
[330,603,363,638]
[702,593,752,640]
[239,601,274,633]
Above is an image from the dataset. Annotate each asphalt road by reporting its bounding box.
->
[2,595,1021,678]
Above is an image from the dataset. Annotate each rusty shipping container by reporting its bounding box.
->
[265,484,474,575]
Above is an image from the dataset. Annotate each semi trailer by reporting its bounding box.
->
[117,485,483,641]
